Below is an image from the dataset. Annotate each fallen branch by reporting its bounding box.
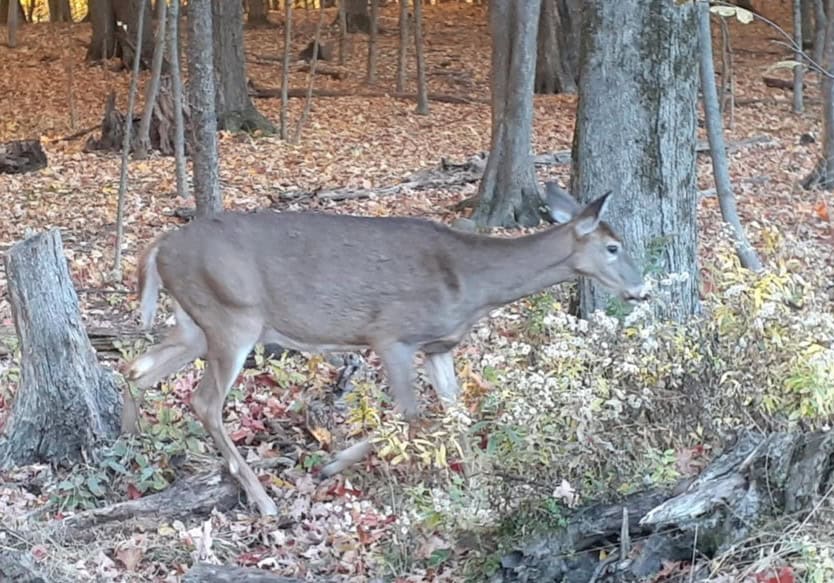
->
[183,563,301,583]
[698,174,770,197]
[763,75,794,90]
[247,79,487,105]
[499,431,834,583]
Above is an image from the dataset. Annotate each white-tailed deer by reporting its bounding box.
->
[124,187,648,516]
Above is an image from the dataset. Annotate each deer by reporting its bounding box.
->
[123,185,648,516]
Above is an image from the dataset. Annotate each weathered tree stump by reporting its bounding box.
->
[0,229,122,469]
[84,77,191,157]
[498,431,834,583]
[0,139,48,174]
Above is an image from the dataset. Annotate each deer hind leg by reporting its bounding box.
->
[320,342,418,479]
[123,304,207,434]
[190,334,279,517]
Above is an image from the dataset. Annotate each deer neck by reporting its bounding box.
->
[466,224,578,309]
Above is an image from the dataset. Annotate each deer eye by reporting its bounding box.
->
[606,244,619,255]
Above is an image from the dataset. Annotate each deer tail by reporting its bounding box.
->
[137,240,162,330]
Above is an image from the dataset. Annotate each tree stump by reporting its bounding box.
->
[0,229,122,469]
[0,139,48,174]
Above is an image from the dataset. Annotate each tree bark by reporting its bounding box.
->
[48,0,72,21]
[0,139,47,173]
[6,0,18,47]
[472,0,542,228]
[188,0,222,216]
[794,0,806,112]
[696,1,762,272]
[413,0,428,114]
[366,0,378,84]
[86,0,153,68]
[246,0,270,26]
[280,0,292,140]
[168,0,188,198]
[345,0,370,34]
[802,0,834,190]
[535,0,581,94]
[396,0,409,92]
[0,229,122,469]
[136,0,168,158]
[0,0,24,26]
[571,0,700,321]
[212,0,275,133]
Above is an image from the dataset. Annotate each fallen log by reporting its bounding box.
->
[183,563,302,583]
[498,431,834,583]
[0,139,48,174]
[698,174,770,197]
[247,79,487,105]
[763,76,794,90]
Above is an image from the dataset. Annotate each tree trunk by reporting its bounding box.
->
[571,0,700,321]
[534,0,581,94]
[794,0,805,113]
[0,229,121,469]
[0,0,24,25]
[6,0,18,48]
[212,0,275,133]
[48,0,72,21]
[396,0,409,92]
[338,0,347,64]
[188,0,222,216]
[802,0,834,190]
[413,0,428,114]
[136,0,168,158]
[802,0,815,49]
[345,0,369,34]
[247,0,269,26]
[169,0,189,198]
[472,0,542,228]
[366,0,378,84]
[280,0,292,140]
[696,0,762,273]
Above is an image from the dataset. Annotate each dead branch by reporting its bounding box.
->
[247,79,487,105]
[698,174,770,197]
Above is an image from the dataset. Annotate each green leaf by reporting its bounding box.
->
[106,460,128,475]
[427,548,452,568]
[86,475,106,497]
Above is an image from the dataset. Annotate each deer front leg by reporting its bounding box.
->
[190,343,279,517]
[424,351,460,409]
[320,343,418,479]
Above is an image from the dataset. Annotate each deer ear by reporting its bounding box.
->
[574,191,612,237]
[544,181,581,224]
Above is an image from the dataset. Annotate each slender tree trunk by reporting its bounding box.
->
[396,0,409,92]
[113,0,146,277]
[188,0,222,216]
[572,0,700,321]
[345,0,369,34]
[7,0,18,48]
[696,1,762,272]
[814,0,826,78]
[293,3,324,143]
[802,0,834,191]
[413,0,428,114]
[247,0,269,25]
[48,0,72,21]
[534,0,581,94]
[472,0,542,228]
[168,0,188,198]
[136,0,168,158]
[366,0,378,84]
[338,0,347,64]
[794,0,806,112]
[280,0,292,140]
[212,0,275,133]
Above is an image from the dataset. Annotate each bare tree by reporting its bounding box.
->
[280,0,293,140]
[697,0,762,272]
[794,0,805,112]
[189,0,222,216]
[338,0,347,65]
[7,0,18,48]
[803,0,834,190]
[535,0,582,94]
[114,0,147,277]
[413,0,428,114]
[168,0,188,198]
[294,3,325,143]
[472,0,542,227]
[396,0,409,92]
[136,0,168,158]
[367,0,378,84]
[87,0,153,68]
[247,0,269,26]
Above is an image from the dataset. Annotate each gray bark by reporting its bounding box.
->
[473,0,542,228]
[6,0,17,48]
[48,0,71,21]
[396,0,408,92]
[168,0,188,198]
[247,0,269,26]
[86,0,153,67]
[571,0,700,321]
[366,0,378,84]
[136,0,168,158]
[697,1,762,272]
[292,3,325,143]
[280,0,292,140]
[211,0,274,133]
[795,0,805,112]
[188,0,222,216]
[535,0,581,94]
[184,563,300,583]
[338,0,347,64]
[802,0,834,190]
[413,0,428,114]
[345,0,369,34]
[0,229,121,469]
[114,0,146,276]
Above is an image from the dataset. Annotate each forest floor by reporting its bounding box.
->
[1,2,834,582]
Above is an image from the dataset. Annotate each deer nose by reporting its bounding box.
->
[624,285,650,302]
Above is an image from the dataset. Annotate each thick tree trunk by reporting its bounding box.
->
[413,0,428,114]
[48,0,72,21]
[802,0,834,190]
[188,0,222,216]
[0,230,121,469]
[246,0,270,26]
[345,0,370,34]
[0,0,25,25]
[535,0,581,94]
[136,0,168,158]
[86,0,153,68]
[571,0,700,321]
[212,0,275,133]
[473,0,542,228]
